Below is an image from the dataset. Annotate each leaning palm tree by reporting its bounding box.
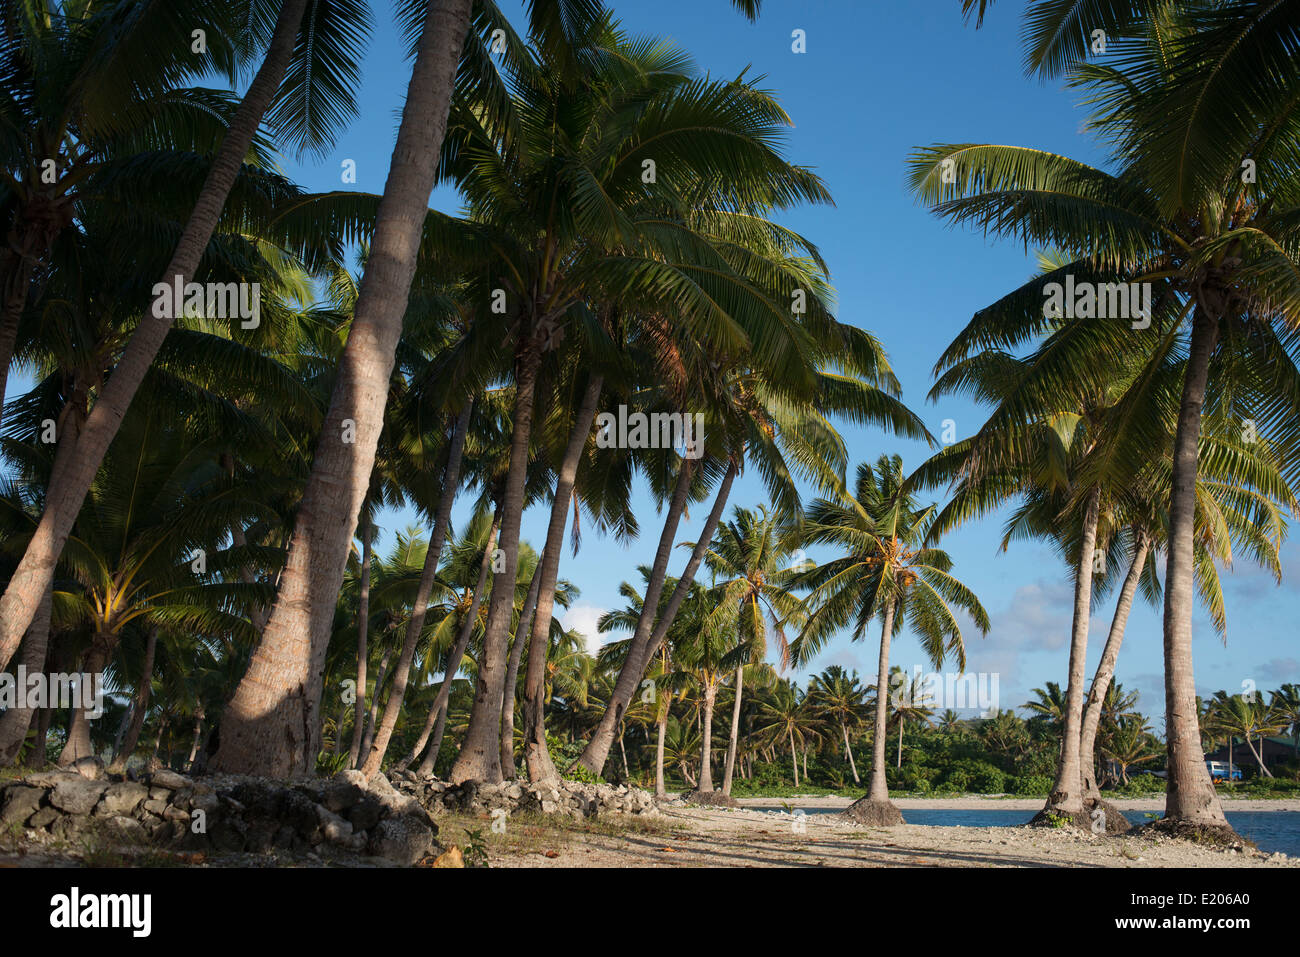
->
[792,456,989,825]
[910,3,1300,834]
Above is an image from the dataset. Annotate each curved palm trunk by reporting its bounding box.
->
[360,403,472,778]
[897,718,904,768]
[403,511,500,772]
[1162,306,1231,827]
[450,341,543,784]
[697,683,717,792]
[502,554,544,779]
[348,513,374,768]
[107,627,159,774]
[58,633,114,766]
[522,375,603,783]
[1043,485,1101,817]
[866,599,897,803]
[1080,534,1150,798]
[578,456,739,775]
[214,0,474,777]
[0,0,312,671]
[721,663,744,796]
[0,581,53,765]
[185,709,206,770]
[575,459,694,774]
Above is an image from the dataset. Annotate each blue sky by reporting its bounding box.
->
[15,1,1296,726]
[283,0,1299,725]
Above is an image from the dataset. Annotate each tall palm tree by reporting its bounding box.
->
[793,456,989,824]
[910,2,1300,832]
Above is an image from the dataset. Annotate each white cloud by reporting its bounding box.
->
[561,603,608,655]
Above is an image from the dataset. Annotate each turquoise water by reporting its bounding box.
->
[800,807,1300,857]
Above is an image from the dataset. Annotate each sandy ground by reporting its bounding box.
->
[468,800,1298,868]
[735,795,1300,812]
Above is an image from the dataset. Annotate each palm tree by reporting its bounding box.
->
[697,505,806,795]
[793,456,989,824]
[1099,715,1160,786]
[753,680,820,788]
[807,666,868,784]
[0,0,329,665]
[910,2,1300,832]
[1272,684,1300,759]
[1207,692,1288,779]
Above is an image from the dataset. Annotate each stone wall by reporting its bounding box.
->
[0,766,439,865]
[0,764,660,864]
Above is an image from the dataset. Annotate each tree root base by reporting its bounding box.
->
[1028,797,1132,834]
[683,789,739,807]
[843,796,905,826]
[1134,818,1247,848]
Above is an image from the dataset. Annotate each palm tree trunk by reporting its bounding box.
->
[867,598,897,803]
[0,0,312,671]
[897,717,904,769]
[698,684,716,792]
[402,511,501,771]
[789,726,799,787]
[842,722,859,784]
[186,709,205,770]
[1044,485,1101,817]
[1246,733,1271,777]
[359,645,393,760]
[575,457,694,774]
[523,375,603,783]
[360,402,472,778]
[1080,533,1150,798]
[451,337,544,784]
[721,663,744,796]
[0,580,53,765]
[58,633,114,766]
[502,553,544,779]
[212,0,474,777]
[107,627,158,774]
[578,456,739,775]
[655,714,667,799]
[146,714,169,773]
[348,512,374,768]
[1162,304,1231,827]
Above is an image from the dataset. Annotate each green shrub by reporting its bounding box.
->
[1011,773,1053,796]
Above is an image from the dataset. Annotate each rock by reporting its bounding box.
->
[366,773,426,821]
[149,769,190,790]
[49,777,109,815]
[27,807,60,829]
[346,797,383,832]
[432,845,464,867]
[142,800,168,816]
[101,815,148,845]
[148,788,171,801]
[162,806,191,823]
[323,774,367,812]
[69,757,105,780]
[0,785,46,827]
[368,815,437,866]
[95,782,149,817]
